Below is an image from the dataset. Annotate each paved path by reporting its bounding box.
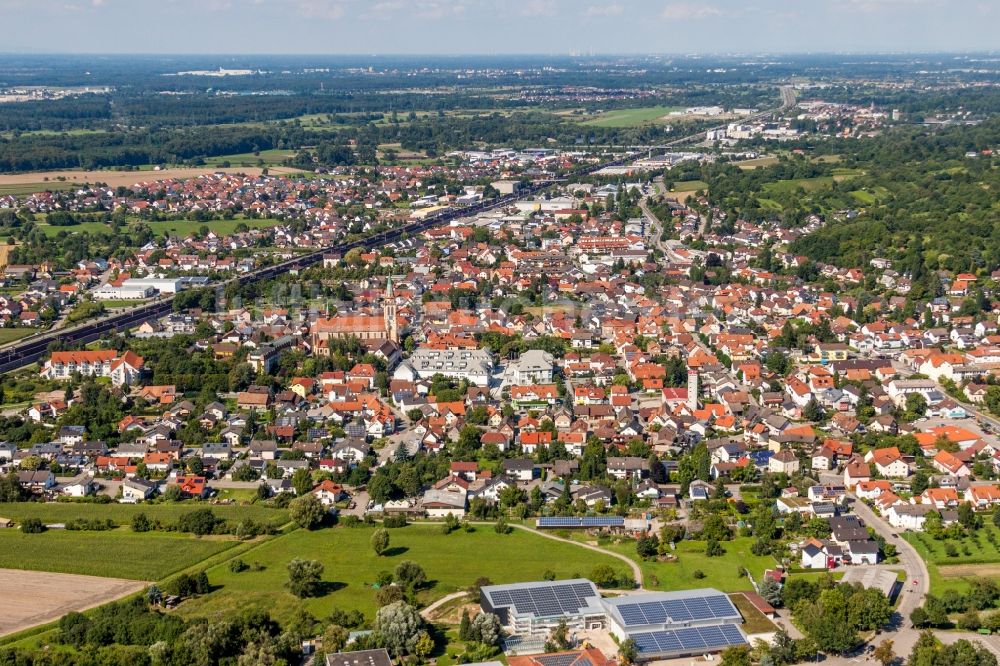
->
[420,590,469,621]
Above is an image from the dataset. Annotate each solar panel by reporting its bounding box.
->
[631,625,747,656]
[676,628,707,649]
[698,626,725,646]
[536,516,625,528]
[663,600,691,622]
[685,598,714,620]
[490,590,511,605]
[633,633,660,654]
[637,601,668,625]
[706,596,736,617]
[655,632,683,653]
[720,625,746,643]
[619,606,648,627]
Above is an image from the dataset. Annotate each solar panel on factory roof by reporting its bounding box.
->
[490,590,511,605]
[484,580,599,618]
[631,626,748,657]
[536,516,626,528]
[613,592,739,628]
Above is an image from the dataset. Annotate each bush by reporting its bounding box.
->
[693,570,706,579]
[229,559,249,573]
[177,508,220,536]
[383,515,408,528]
[131,512,154,532]
[21,517,45,533]
[65,518,115,531]
[166,571,209,597]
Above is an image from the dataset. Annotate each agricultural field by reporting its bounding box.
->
[0,568,144,638]
[35,216,284,238]
[176,523,627,625]
[905,526,1000,565]
[0,182,76,197]
[0,529,239,580]
[0,501,289,527]
[904,527,1000,595]
[580,106,681,128]
[0,167,282,189]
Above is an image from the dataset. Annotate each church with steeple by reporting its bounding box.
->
[310,276,401,354]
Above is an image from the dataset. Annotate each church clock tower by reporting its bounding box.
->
[383,277,399,344]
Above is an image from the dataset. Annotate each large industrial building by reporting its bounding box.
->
[480,580,748,662]
[480,579,605,636]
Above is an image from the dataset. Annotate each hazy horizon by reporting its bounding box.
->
[3,0,996,55]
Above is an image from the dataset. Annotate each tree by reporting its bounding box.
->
[958,609,982,632]
[458,609,472,641]
[705,538,725,557]
[636,534,659,560]
[291,468,314,496]
[290,494,326,529]
[470,612,503,647]
[848,588,892,631]
[322,624,349,655]
[394,560,427,591]
[872,639,894,666]
[146,584,163,606]
[759,578,783,607]
[413,631,434,659]
[286,558,324,598]
[549,619,570,651]
[619,638,637,666]
[372,528,390,556]
[131,512,153,533]
[374,601,423,656]
[802,398,823,422]
[720,646,752,666]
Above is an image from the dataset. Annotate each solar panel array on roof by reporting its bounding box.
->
[613,593,738,627]
[485,581,599,618]
[631,625,747,656]
[536,517,626,528]
[536,654,585,666]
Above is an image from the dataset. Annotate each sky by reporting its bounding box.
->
[2,0,997,55]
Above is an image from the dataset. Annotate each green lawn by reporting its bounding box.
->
[601,537,777,593]
[762,176,837,194]
[0,529,238,580]
[581,106,681,128]
[850,189,877,204]
[0,501,289,528]
[176,523,628,625]
[0,328,38,345]
[671,179,709,193]
[201,149,297,167]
